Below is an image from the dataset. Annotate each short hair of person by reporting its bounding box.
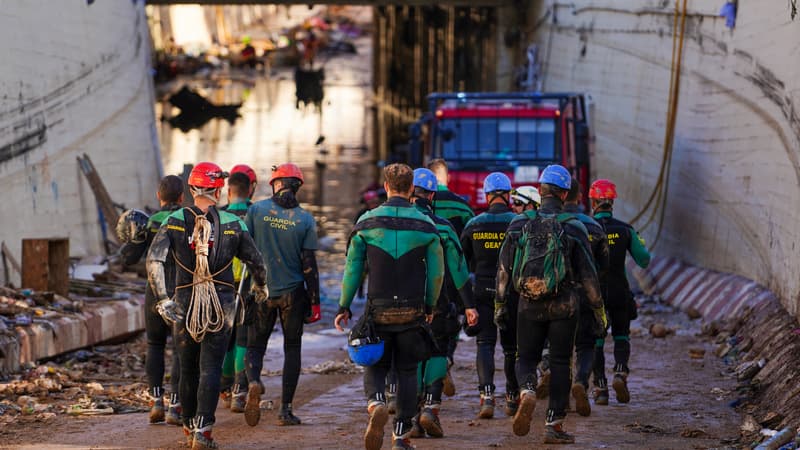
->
[413,186,434,198]
[228,172,251,198]
[566,178,581,202]
[427,158,448,175]
[383,163,414,193]
[539,183,567,198]
[159,175,184,203]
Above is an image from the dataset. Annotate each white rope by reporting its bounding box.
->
[185,214,225,342]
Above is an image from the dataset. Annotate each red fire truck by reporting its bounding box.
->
[407,92,592,211]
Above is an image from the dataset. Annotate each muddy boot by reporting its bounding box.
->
[543,418,575,444]
[512,389,536,437]
[612,370,630,404]
[391,422,414,450]
[364,395,389,450]
[419,404,443,438]
[386,384,397,415]
[244,381,264,427]
[571,383,591,417]
[149,388,165,424]
[593,378,609,406]
[230,385,246,413]
[277,403,301,426]
[536,370,550,399]
[182,424,194,448]
[166,394,182,426]
[504,392,519,417]
[218,390,232,410]
[442,369,456,397]
[192,418,218,450]
[409,414,424,438]
[478,385,495,419]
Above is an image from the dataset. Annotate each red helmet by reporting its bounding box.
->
[269,163,304,186]
[189,162,227,188]
[231,164,257,184]
[589,179,617,200]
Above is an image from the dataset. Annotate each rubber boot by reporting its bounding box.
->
[593,378,609,406]
[166,393,182,426]
[543,418,575,444]
[365,394,389,450]
[419,403,443,438]
[386,384,397,415]
[192,418,218,450]
[277,403,301,426]
[409,413,425,438]
[183,424,194,448]
[391,422,414,450]
[612,368,630,404]
[504,392,519,417]
[512,389,536,437]
[219,390,231,410]
[244,381,264,427]
[571,383,591,417]
[442,359,456,397]
[148,387,165,424]
[478,385,495,419]
[230,384,246,413]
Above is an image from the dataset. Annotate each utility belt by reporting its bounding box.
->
[368,297,424,325]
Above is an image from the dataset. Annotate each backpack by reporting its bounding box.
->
[512,213,573,301]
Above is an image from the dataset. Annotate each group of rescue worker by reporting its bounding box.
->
[337,159,650,449]
[115,156,649,450]
[118,162,319,450]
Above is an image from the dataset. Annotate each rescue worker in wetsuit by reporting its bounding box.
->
[408,168,479,438]
[495,165,606,444]
[230,164,258,201]
[243,163,321,427]
[219,171,252,413]
[511,186,540,214]
[147,162,269,450]
[563,178,609,417]
[428,159,474,237]
[118,175,184,426]
[335,163,444,450]
[460,172,518,419]
[589,179,651,405]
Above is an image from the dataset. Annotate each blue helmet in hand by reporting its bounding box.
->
[413,168,438,192]
[348,335,384,366]
[539,165,571,190]
[483,172,512,193]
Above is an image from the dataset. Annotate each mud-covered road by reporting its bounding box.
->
[4,303,742,449]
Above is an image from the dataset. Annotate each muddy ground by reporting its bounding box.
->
[1,302,743,449]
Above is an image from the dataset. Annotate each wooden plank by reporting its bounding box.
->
[21,239,49,292]
[1,241,21,275]
[77,154,120,245]
[47,239,69,296]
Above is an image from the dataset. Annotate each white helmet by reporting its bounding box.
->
[512,186,541,206]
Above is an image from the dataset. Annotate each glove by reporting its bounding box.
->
[304,304,321,324]
[251,284,269,304]
[156,298,184,325]
[593,306,609,338]
[494,303,509,331]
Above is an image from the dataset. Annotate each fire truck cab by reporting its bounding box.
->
[408,92,592,211]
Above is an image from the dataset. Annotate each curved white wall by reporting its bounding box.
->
[0,0,162,277]
[531,1,800,316]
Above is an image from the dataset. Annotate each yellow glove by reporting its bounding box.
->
[594,306,608,335]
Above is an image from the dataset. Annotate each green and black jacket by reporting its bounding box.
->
[339,196,444,316]
[460,203,516,301]
[593,211,651,308]
[432,185,475,237]
[563,204,610,279]
[413,198,474,311]
[147,206,267,314]
[496,198,603,321]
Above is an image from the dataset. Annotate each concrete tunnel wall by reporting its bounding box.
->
[529,1,800,317]
[0,0,162,282]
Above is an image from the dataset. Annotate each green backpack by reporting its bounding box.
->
[511,212,574,301]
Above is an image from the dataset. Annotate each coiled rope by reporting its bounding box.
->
[174,209,232,342]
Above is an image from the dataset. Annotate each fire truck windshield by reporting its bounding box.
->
[438,117,557,164]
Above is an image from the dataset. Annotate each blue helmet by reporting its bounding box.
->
[347,338,385,367]
[413,168,438,192]
[483,172,512,193]
[539,165,571,190]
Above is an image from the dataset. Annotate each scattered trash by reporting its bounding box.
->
[741,415,760,434]
[680,427,709,438]
[756,426,794,450]
[302,360,363,375]
[649,323,670,338]
[736,359,766,381]
[758,411,784,429]
[686,307,702,320]
[688,348,706,359]
[625,422,665,434]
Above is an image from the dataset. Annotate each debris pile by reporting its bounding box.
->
[0,337,153,429]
